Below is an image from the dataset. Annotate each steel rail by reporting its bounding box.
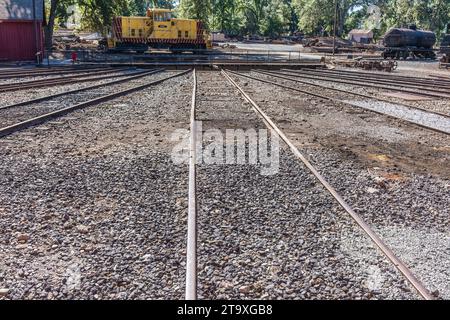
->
[0,65,101,75]
[298,68,450,87]
[0,69,191,138]
[306,67,450,84]
[254,69,450,119]
[284,68,450,92]
[230,70,450,136]
[269,69,450,99]
[0,68,129,92]
[186,68,198,300]
[0,66,115,79]
[0,68,164,111]
[222,69,434,300]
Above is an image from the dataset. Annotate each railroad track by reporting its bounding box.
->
[0,68,130,93]
[0,69,190,138]
[312,67,450,84]
[0,68,163,111]
[254,69,450,119]
[185,69,433,300]
[0,66,114,79]
[230,70,450,135]
[270,69,450,99]
[298,68,450,89]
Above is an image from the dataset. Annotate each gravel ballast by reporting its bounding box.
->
[227,72,449,299]
[194,71,419,300]
[342,100,450,134]
[0,69,144,106]
[0,71,175,128]
[0,68,447,300]
[0,73,193,299]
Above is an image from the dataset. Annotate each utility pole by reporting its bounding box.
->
[332,0,338,56]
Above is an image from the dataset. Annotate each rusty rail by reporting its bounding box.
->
[0,69,190,138]
[0,68,164,111]
[222,69,433,300]
[231,70,450,135]
[0,68,129,93]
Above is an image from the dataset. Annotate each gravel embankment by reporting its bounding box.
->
[0,68,445,300]
[195,71,418,300]
[0,73,193,300]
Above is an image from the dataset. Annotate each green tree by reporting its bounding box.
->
[179,0,211,25]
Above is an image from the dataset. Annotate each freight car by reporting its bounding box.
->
[107,8,212,53]
[382,25,436,60]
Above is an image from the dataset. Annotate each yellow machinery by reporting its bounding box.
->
[107,8,211,53]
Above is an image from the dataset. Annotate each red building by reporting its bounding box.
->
[0,0,45,62]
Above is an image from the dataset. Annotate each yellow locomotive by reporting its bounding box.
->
[107,8,211,53]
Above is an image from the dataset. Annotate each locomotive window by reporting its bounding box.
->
[131,29,136,36]
[185,31,189,38]
[138,29,143,37]
[178,31,182,38]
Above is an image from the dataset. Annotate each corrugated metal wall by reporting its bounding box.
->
[0,20,44,61]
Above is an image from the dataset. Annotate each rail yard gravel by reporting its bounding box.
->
[252,70,450,116]
[0,69,143,106]
[0,74,192,299]
[0,67,448,301]
[194,71,419,299]
[0,71,173,128]
[229,73,450,299]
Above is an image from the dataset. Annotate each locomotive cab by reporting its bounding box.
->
[108,8,211,53]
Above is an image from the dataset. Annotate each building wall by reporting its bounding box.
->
[0,20,44,61]
[0,0,44,20]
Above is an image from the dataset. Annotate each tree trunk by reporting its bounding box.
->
[44,0,59,50]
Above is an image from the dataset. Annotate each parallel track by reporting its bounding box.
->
[183,68,433,300]
[296,69,450,92]
[310,67,450,84]
[0,68,129,93]
[270,69,450,99]
[0,69,190,138]
[0,66,114,79]
[221,69,433,300]
[254,69,450,119]
[0,68,163,111]
[232,70,450,135]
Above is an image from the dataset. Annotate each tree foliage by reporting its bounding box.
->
[45,0,450,40]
